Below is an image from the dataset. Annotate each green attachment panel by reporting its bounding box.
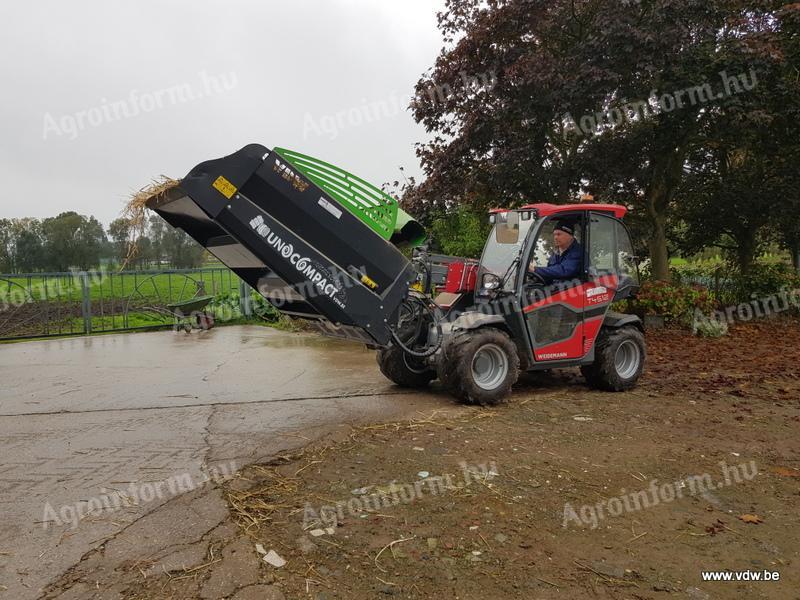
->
[274,147,398,240]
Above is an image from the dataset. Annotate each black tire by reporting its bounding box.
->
[581,326,646,391]
[376,345,436,388]
[439,328,520,405]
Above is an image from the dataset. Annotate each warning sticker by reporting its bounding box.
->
[212,176,237,199]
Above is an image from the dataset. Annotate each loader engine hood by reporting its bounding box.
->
[146,144,420,346]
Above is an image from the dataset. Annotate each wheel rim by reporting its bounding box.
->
[471,344,509,391]
[614,340,641,380]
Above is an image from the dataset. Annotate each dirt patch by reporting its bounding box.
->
[45,320,800,599]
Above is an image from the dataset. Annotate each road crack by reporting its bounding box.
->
[0,390,407,418]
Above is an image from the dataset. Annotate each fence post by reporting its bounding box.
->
[80,272,92,334]
[239,280,253,317]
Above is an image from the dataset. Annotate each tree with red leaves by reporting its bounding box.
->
[407,0,797,280]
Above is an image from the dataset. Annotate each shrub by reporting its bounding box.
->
[673,259,800,305]
[632,280,717,325]
[207,290,284,324]
[693,315,729,338]
[724,263,800,306]
[251,292,282,322]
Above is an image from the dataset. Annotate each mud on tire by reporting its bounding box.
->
[439,327,520,405]
[376,345,436,388]
[581,326,646,391]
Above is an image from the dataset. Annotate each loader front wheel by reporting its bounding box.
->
[377,345,436,389]
[440,328,520,405]
[581,326,646,391]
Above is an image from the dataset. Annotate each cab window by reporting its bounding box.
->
[616,221,639,286]
[588,213,640,286]
[530,217,585,268]
[588,214,617,276]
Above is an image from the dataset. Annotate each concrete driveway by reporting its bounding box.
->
[0,326,451,599]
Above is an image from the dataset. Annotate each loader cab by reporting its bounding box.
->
[476,203,639,364]
[384,201,646,405]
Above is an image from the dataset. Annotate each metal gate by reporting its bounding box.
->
[0,268,249,341]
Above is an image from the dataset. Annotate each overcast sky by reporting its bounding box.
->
[0,0,447,226]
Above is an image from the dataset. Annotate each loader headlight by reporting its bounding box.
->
[482,273,501,290]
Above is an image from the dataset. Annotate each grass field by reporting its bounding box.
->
[0,268,261,339]
[0,269,240,306]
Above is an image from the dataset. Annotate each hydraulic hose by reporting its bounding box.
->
[388,296,442,358]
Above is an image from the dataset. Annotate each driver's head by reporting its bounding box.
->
[553,221,576,251]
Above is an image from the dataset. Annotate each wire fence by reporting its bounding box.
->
[0,268,255,341]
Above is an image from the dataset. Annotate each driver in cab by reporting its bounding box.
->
[528,221,583,284]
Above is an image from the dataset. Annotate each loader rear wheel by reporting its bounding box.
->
[581,326,646,391]
[440,328,520,405]
[377,345,436,389]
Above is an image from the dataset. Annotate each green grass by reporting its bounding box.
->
[0,270,240,305]
[66,303,294,334]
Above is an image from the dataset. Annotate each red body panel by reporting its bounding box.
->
[523,282,589,313]
[523,203,627,219]
[444,261,479,294]
[525,274,619,363]
[532,324,585,361]
[489,203,627,219]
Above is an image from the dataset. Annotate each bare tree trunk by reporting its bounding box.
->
[644,131,696,282]
[648,209,671,281]
[737,238,757,276]
[644,178,672,281]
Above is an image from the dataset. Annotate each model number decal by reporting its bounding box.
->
[586,286,610,305]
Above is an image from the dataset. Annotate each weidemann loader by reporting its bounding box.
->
[146,144,645,405]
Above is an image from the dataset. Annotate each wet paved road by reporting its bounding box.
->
[0,326,451,599]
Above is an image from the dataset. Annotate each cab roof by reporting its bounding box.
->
[489,203,628,219]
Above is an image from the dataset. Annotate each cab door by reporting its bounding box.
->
[520,213,588,362]
[582,212,639,354]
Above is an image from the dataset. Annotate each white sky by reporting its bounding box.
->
[0,0,447,226]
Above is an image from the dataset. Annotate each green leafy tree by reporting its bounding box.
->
[0,219,12,272]
[14,221,46,272]
[429,206,491,257]
[107,218,132,266]
[161,227,206,269]
[147,214,167,266]
[41,212,107,271]
[1,218,46,273]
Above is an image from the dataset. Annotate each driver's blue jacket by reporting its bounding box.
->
[534,241,583,283]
